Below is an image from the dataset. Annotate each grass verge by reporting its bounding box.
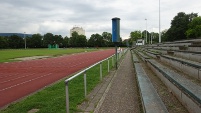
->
[0,56,114,113]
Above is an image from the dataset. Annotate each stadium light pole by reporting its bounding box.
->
[24,32,26,49]
[145,18,147,44]
[159,0,161,43]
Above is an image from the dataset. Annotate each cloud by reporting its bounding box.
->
[0,0,200,39]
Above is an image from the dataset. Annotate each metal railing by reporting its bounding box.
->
[64,48,128,113]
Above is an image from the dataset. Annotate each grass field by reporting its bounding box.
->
[0,56,114,113]
[0,48,98,63]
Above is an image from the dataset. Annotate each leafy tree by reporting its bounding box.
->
[141,30,150,43]
[0,36,8,48]
[27,34,42,48]
[69,32,87,47]
[8,35,24,48]
[54,35,63,47]
[43,33,54,47]
[161,29,168,42]
[25,36,31,48]
[77,35,87,47]
[118,37,126,47]
[88,33,104,47]
[102,32,113,47]
[69,32,79,47]
[186,16,201,38]
[122,39,129,47]
[129,30,141,45]
[63,36,69,47]
[130,30,141,41]
[151,32,159,43]
[166,12,198,41]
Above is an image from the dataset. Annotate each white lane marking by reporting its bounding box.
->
[0,73,18,79]
[0,73,52,92]
[0,73,35,84]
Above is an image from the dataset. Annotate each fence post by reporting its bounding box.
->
[108,58,110,72]
[65,81,69,113]
[100,62,102,81]
[84,71,87,97]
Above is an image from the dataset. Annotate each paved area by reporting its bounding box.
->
[78,51,140,113]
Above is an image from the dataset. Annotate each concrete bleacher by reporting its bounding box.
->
[131,51,139,63]
[143,50,161,59]
[147,38,201,48]
[133,38,201,113]
[146,39,201,52]
[147,59,201,113]
[145,39,201,63]
[160,55,201,80]
[161,49,200,63]
[143,40,201,80]
[135,50,150,62]
[172,50,201,63]
[131,52,168,113]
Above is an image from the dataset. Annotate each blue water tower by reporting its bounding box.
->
[112,17,120,42]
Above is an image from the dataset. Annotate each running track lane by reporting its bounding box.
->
[0,49,115,108]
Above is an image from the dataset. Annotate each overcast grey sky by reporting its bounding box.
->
[0,0,200,39]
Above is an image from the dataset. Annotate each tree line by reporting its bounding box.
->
[128,12,201,45]
[0,32,126,49]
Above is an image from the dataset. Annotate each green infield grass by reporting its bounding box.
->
[0,48,98,63]
[0,56,114,113]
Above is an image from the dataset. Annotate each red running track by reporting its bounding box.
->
[0,49,115,108]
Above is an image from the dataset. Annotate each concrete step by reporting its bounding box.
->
[131,51,168,113]
[160,55,201,81]
[134,63,168,113]
[146,48,201,63]
[147,59,201,113]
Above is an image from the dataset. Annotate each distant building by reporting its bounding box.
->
[70,27,85,37]
[136,38,144,45]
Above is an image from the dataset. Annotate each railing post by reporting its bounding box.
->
[100,62,102,81]
[112,56,114,67]
[198,68,201,80]
[118,53,119,60]
[64,54,115,113]
[84,71,87,97]
[108,58,110,72]
[65,81,70,113]
[115,45,118,69]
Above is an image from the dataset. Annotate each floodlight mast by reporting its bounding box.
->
[145,18,147,44]
[159,0,161,43]
[24,32,26,49]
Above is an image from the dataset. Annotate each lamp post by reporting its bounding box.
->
[24,32,26,49]
[145,18,147,44]
[159,0,161,43]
